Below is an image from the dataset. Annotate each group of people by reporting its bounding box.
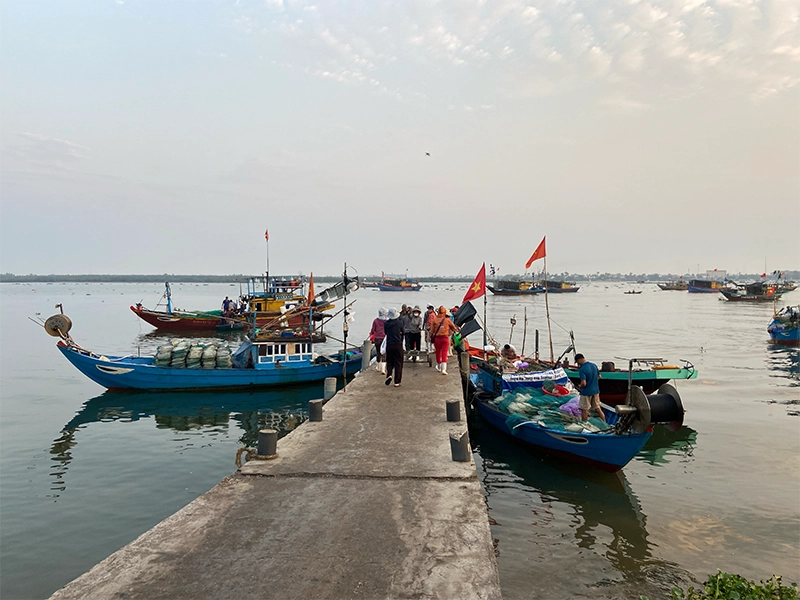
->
[221,296,247,318]
[368,304,461,387]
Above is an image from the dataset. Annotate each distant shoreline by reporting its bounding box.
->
[2,272,797,284]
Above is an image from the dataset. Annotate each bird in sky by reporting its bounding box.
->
[425,152,430,156]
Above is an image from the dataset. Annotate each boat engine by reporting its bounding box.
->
[615,384,684,434]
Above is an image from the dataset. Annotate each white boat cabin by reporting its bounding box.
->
[254,339,314,364]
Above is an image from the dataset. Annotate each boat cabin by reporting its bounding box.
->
[254,338,315,365]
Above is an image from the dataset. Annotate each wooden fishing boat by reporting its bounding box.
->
[487,279,543,295]
[377,273,421,291]
[475,354,697,404]
[131,276,342,332]
[768,306,799,345]
[624,290,642,295]
[539,279,580,293]
[720,281,785,302]
[687,279,725,293]
[40,310,366,392]
[471,382,684,472]
[657,280,688,291]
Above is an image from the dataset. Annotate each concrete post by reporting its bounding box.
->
[449,429,471,462]
[257,429,278,457]
[323,377,337,401]
[446,399,462,422]
[459,351,470,374]
[361,340,372,372]
[309,399,324,421]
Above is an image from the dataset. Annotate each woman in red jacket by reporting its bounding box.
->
[428,306,460,374]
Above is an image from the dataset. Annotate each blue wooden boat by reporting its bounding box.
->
[487,279,543,295]
[473,394,651,472]
[768,305,799,346]
[41,309,366,392]
[54,339,365,391]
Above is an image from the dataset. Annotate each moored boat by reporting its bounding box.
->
[539,279,580,293]
[40,310,366,392]
[767,305,799,345]
[487,279,543,295]
[720,281,785,302]
[687,270,726,293]
[471,381,685,472]
[657,280,688,291]
[377,273,422,291]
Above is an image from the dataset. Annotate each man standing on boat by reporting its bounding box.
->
[575,354,607,423]
[222,296,233,316]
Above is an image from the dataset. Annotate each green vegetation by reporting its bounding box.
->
[651,571,798,600]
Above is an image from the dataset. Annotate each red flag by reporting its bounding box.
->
[307,273,315,306]
[265,229,269,241]
[761,273,766,278]
[525,236,546,269]
[462,263,486,303]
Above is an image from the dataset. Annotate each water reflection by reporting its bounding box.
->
[49,385,326,495]
[471,420,693,591]
[635,425,697,466]
[765,344,800,383]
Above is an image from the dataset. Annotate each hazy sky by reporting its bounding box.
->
[1,0,798,277]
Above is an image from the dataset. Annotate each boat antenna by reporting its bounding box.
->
[543,258,554,361]
[509,314,516,345]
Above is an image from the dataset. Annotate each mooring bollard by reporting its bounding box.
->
[257,429,278,458]
[446,399,462,422]
[361,339,372,372]
[459,351,470,374]
[449,429,471,462]
[323,377,337,401]
[309,399,324,421]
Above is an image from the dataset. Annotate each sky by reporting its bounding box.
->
[1,0,798,278]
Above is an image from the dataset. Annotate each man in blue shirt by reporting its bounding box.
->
[576,353,606,423]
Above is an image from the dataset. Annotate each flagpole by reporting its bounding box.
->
[544,255,554,362]
[483,285,488,361]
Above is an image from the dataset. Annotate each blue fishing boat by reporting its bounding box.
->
[40,310,366,392]
[472,382,684,472]
[377,272,422,291]
[487,279,543,295]
[768,305,799,346]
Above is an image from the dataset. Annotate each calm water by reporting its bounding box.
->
[1,282,798,599]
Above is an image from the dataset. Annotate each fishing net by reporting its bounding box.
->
[491,388,610,433]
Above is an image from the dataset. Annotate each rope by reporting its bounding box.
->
[235,447,278,468]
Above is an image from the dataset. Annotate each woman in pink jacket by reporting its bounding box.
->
[369,308,388,374]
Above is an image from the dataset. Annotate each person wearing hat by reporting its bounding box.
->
[369,308,388,374]
[429,306,460,374]
[383,307,405,387]
[405,305,424,361]
[423,304,436,350]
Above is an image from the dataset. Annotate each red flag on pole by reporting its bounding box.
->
[462,263,486,303]
[307,273,315,306]
[265,229,269,241]
[525,236,546,269]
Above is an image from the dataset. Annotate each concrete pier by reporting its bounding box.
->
[49,357,502,600]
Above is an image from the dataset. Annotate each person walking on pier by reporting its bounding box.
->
[369,308,388,374]
[405,306,424,360]
[423,304,436,350]
[383,307,405,386]
[575,353,607,423]
[429,306,460,375]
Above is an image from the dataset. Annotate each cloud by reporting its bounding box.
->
[230,0,798,107]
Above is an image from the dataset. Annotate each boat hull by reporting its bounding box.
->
[56,342,363,391]
[487,286,542,295]
[377,285,422,291]
[720,291,785,302]
[475,400,651,472]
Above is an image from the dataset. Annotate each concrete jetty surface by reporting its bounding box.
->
[49,357,502,600]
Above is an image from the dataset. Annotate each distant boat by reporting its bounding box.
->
[487,279,543,295]
[624,290,642,295]
[687,279,726,293]
[720,281,786,302]
[657,280,688,291]
[377,273,422,291]
[767,306,799,345]
[539,279,580,293]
